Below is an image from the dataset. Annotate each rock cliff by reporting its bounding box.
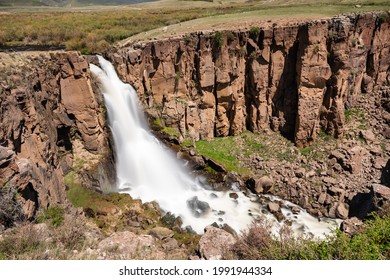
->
[108,12,389,147]
[0,51,113,227]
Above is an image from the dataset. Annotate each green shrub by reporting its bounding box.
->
[249,26,260,37]
[227,214,390,260]
[213,31,223,49]
[37,206,64,228]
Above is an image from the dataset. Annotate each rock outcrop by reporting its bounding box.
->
[108,12,389,147]
[0,51,113,226]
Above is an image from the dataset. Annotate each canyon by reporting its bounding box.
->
[109,12,389,148]
[0,11,389,259]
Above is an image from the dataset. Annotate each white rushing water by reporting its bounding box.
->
[90,56,340,237]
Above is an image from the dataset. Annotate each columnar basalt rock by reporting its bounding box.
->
[109,12,389,146]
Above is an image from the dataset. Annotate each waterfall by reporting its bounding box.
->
[90,56,339,236]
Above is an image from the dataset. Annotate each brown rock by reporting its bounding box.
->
[359,129,376,143]
[318,193,327,204]
[340,217,364,236]
[255,176,274,194]
[322,176,337,185]
[267,202,280,213]
[336,203,349,219]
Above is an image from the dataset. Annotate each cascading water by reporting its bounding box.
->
[90,56,339,237]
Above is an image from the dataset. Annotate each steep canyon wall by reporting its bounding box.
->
[108,12,389,147]
[0,52,113,226]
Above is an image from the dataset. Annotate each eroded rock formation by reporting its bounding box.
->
[109,12,389,147]
[0,51,113,226]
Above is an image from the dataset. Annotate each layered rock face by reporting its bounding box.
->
[109,12,389,147]
[0,51,111,226]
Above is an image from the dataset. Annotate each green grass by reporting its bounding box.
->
[345,107,366,124]
[1,1,388,53]
[65,171,124,213]
[37,206,65,228]
[64,170,165,232]
[195,130,296,174]
[196,136,245,173]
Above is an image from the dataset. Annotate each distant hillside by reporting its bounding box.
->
[0,0,153,6]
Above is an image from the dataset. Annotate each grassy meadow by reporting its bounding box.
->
[0,0,389,54]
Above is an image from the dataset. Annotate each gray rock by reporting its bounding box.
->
[198,226,236,260]
[149,227,174,240]
[187,196,211,218]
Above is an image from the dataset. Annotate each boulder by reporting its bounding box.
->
[336,203,349,219]
[267,202,280,213]
[149,227,174,240]
[359,129,376,144]
[198,226,236,260]
[187,196,211,217]
[97,231,164,259]
[255,176,274,194]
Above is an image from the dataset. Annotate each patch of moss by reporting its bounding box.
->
[173,231,201,253]
[161,126,180,138]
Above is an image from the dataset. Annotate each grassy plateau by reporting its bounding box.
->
[0,0,389,53]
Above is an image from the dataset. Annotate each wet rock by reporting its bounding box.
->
[198,226,236,260]
[267,202,280,213]
[222,223,237,237]
[187,196,211,218]
[255,176,274,194]
[229,193,238,200]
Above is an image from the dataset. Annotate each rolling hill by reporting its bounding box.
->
[0,0,153,6]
